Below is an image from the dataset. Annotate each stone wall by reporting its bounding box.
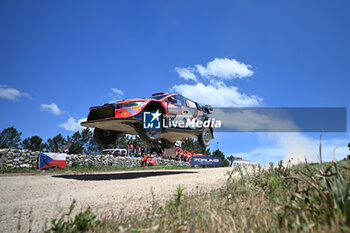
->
[0,148,190,169]
[0,149,39,168]
[67,154,190,167]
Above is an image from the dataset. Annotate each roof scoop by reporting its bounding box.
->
[152,92,168,96]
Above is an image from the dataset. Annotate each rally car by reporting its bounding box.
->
[80,92,214,148]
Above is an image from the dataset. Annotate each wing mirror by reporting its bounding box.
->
[203,105,213,114]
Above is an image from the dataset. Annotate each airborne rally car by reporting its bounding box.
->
[81,92,215,148]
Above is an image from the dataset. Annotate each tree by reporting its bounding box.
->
[114,134,130,148]
[182,138,210,155]
[68,141,83,154]
[212,149,229,167]
[46,134,67,152]
[85,136,103,154]
[132,135,153,148]
[68,128,101,154]
[67,131,84,154]
[227,155,235,167]
[22,136,46,151]
[0,127,22,149]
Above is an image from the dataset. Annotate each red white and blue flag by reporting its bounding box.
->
[39,152,67,169]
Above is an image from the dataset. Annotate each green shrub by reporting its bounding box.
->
[47,201,100,233]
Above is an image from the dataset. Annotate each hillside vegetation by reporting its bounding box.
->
[46,160,350,233]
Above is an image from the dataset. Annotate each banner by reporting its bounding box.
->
[190,156,222,167]
[147,158,157,166]
[39,152,67,169]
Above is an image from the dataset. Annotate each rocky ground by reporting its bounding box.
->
[0,167,234,233]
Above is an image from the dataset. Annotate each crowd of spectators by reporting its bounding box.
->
[110,141,195,163]
[175,147,193,162]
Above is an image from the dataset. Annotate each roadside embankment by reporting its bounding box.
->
[0,148,190,170]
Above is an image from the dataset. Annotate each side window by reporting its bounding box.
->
[185,99,197,109]
[174,95,185,107]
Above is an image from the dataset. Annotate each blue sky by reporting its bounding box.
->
[0,0,349,164]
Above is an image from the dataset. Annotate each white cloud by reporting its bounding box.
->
[239,133,349,165]
[235,147,287,165]
[0,85,30,101]
[111,88,124,97]
[212,109,298,132]
[174,67,197,82]
[172,81,261,107]
[59,117,86,132]
[274,134,347,164]
[41,103,63,116]
[196,58,254,79]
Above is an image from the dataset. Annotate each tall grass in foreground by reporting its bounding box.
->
[46,160,350,233]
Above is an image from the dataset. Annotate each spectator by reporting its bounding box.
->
[151,152,157,158]
[141,153,149,167]
[157,144,163,157]
[150,147,158,156]
[128,143,133,155]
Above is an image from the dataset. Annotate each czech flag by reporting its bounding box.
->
[39,152,67,169]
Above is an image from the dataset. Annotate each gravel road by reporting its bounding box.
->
[0,167,234,233]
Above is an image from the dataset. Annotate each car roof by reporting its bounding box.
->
[107,93,179,105]
[148,93,177,100]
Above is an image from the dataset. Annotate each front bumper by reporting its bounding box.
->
[81,117,142,135]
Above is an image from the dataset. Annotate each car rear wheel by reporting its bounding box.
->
[198,127,212,147]
[93,128,121,146]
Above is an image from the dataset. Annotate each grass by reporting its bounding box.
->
[46,159,350,233]
[0,164,196,176]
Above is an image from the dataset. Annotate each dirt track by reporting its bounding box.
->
[0,167,234,233]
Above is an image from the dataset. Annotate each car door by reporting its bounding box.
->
[184,98,202,129]
[165,95,181,127]
[177,96,194,128]
[172,95,187,125]
[165,95,189,127]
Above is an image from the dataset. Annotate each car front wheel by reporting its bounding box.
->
[138,125,162,143]
[198,127,212,147]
